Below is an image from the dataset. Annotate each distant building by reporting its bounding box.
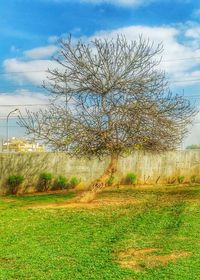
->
[2,137,45,152]
[186,144,200,150]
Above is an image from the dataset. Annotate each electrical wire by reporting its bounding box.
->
[0,103,49,107]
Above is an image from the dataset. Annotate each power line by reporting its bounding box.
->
[0,63,200,83]
[0,126,24,128]
[163,56,200,62]
[0,84,42,89]
[0,92,198,106]
[0,116,28,118]
[0,103,49,107]
[0,78,200,88]
[0,70,48,75]
[0,55,200,77]
[170,78,200,84]
[0,53,200,87]
[1,75,200,84]
[0,95,199,103]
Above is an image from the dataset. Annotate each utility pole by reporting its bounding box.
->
[6,108,20,152]
[181,89,184,150]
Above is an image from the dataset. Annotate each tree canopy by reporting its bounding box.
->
[20,36,196,159]
[19,35,196,197]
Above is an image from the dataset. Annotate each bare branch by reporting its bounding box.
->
[19,35,196,159]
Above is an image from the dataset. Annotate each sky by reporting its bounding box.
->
[1,0,200,146]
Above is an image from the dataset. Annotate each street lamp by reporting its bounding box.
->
[6,108,20,152]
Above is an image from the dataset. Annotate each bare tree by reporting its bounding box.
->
[19,35,196,200]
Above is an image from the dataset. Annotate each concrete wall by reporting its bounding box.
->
[0,151,200,193]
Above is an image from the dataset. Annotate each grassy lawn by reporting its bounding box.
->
[0,185,199,279]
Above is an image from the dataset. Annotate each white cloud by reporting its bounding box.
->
[184,123,200,147]
[3,58,59,85]
[23,45,58,59]
[3,21,200,143]
[90,24,200,86]
[184,106,200,146]
[0,89,49,116]
[4,22,200,88]
[0,90,50,139]
[185,27,200,39]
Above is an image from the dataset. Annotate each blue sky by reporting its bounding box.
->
[1,0,200,145]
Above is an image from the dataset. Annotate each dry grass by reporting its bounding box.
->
[75,182,89,191]
[78,191,97,203]
[24,184,149,208]
[25,183,200,209]
[117,247,190,271]
[28,196,145,209]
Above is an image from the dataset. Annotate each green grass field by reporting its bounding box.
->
[0,185,199,279]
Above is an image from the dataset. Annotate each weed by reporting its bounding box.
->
[177,175,185,184]
[7,175,24,194]
[126,173,137,184]
[38,172,53,191]
[106,175,115,186]
[69,177,80,188]
[53,175,68,190]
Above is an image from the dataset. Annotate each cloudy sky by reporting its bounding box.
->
[0,0,200,145]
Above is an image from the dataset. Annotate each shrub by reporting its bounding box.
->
[177,175,185,184]
[106,175,115,186]
[190,175,197,183]
[54,175,68,190]
[38,172,53,191]
[167,177,176,184]
[126,173,137,184]
[7,175,24,194]
[69,177,80,188]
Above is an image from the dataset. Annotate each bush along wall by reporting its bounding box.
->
[7,175,24,195]
[1,151,200,194]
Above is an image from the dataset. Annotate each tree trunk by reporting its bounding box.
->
[78,153,119,202]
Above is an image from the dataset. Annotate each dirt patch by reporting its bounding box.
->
[27,202,98,209]
[156,193,200,205]
[97,197,144,205]
[26,196,145,209]
[21,189,70,196]
[117,247,190,271]
[0,257,15,263]
[2,198,15,203]
[175,237,188,241]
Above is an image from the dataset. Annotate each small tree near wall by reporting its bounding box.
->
[19,35,196,201]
